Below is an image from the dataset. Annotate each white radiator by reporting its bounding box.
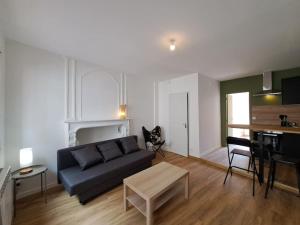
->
[0,167,13,225]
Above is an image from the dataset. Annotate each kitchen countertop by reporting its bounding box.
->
[227,124,300,134]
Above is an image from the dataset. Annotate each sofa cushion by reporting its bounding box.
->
[59,150,155,195]
[120,136,139,154]
[71,146,103,170]
[97,142,123,162]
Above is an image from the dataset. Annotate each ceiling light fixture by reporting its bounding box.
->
[169,39,176,51]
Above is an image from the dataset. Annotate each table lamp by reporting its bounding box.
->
[19,148,33,175]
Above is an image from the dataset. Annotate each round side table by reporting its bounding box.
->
[11,165,48,216]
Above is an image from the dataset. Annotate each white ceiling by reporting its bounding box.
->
[1,0,300,80]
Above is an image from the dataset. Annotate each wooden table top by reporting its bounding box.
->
[123,162,188,200]
[11,165,47,179]
[227,124,300,134]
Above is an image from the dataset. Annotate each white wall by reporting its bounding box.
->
[158,74,200,157]
[126,74,157,148]
[198,75,221,156]
[5,40,66,197]
[158,73,221,157]
[65,59,122,122]
[0,32,5,167]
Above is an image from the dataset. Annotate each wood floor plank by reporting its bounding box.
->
[14,151,300,225]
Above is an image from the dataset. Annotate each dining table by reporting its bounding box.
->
[227,124,300,183]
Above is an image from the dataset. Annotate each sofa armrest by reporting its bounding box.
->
[57,148,78,183]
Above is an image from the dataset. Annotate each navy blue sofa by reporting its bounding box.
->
[57,136,155,204]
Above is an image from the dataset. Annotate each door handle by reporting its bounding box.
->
[184,123,187,128]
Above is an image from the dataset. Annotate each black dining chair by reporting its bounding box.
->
[265,133,300,198]
[142,126,166,157]
[223,136,261,196]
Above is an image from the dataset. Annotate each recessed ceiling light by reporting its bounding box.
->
[169,39,176,51]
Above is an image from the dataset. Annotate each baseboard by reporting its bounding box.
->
[16,182,59,200]
[188,155,227,170]
[189,156,299,195]
[162,146,175,153]
[199,146,222,158]
[162,146,188,157]
[163,146,223,158]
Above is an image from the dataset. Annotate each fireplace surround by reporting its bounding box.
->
[65,119,130,146]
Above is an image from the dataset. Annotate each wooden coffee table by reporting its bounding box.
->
[123,162,189,225]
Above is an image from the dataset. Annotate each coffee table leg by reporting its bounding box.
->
[123,184,128,211]
[146,199,153,225]
[185,174,189,200]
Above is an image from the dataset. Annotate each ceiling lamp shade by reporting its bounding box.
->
[169,39,176,51]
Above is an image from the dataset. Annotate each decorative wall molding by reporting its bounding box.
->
[120,73,127,104]
[64,58,127,122]
[78,70,120,120]
[64,58,77,121]
[64,58,129,146]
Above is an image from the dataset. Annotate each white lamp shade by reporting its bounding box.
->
[20,148,33,168]
[169,43,176,51]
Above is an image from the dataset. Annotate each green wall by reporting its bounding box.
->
[220,67,300,146]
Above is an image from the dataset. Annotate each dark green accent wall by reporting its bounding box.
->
[220,67,300,146]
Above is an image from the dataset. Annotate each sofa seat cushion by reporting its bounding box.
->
[59,150,155,195]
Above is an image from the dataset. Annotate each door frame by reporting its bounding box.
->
[186,93,189,156]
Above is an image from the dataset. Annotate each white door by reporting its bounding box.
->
[169,92,188,156]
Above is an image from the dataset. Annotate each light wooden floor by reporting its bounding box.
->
[14,152,300,225]
[203,147,298,188]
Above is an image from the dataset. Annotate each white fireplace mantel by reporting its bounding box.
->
[65,119,130,146]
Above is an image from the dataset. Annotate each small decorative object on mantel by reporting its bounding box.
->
[119,104,127,120]
[19,148,33,175]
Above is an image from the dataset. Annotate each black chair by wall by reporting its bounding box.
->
[142,126,165,157]
[223,136,261,196]
[265,133,300,198]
